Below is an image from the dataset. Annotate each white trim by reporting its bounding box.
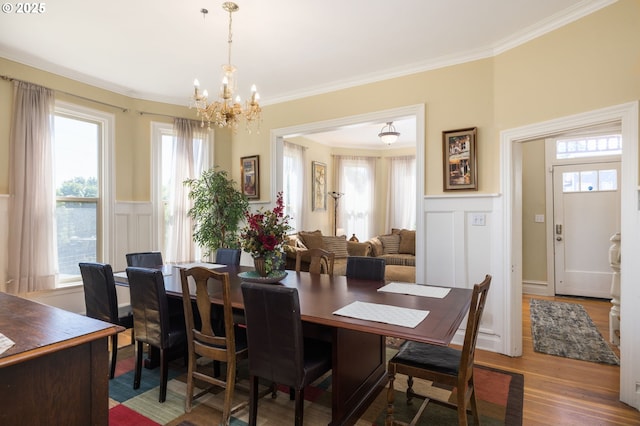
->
[270,105,426,281]
[501,101,640,408]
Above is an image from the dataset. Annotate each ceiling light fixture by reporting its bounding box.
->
[190,2,261,132]
[378,121,400,145]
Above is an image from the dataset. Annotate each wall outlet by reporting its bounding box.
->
[534,214,545,223]
[471,213,486,226]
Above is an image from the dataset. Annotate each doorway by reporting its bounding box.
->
[502,101,640,408]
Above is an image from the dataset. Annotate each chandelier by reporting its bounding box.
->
[191,2,261,131]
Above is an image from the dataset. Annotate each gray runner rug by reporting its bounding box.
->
[530,299,619,365]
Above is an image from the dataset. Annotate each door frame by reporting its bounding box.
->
[501,101,639,408]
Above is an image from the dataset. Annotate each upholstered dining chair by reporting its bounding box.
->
[346,256,386,281]
[179,266,249,424]
[295,247,335,275]
[241,282,332,426]
[125,251,164,268]
[215,248,242,265]
[385,274,492,426]
[79,262,134,379]
[126,266,187,403]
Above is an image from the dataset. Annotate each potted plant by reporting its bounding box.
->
[184,167,249,257]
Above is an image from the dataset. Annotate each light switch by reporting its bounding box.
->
[534,214,545,223]
[471,213,486,226]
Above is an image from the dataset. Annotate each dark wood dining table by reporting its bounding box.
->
[115,264,472,426]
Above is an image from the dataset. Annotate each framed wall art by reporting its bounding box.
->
[312,161,327,211]
[442,127,478,191]
[241,155,260,199]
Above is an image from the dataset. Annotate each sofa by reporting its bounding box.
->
[284,228,416,282]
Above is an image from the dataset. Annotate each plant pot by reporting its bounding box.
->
[253,257,268,277]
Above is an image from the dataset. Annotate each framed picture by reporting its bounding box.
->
[312,161,327,211]
[442,127,478,191]
[241,155,260,199]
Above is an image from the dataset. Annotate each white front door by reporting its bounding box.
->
[553,161,620,298]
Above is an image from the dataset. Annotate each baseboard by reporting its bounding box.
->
[523,279,551,296]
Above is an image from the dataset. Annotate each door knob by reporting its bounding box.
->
[556,236,562,241]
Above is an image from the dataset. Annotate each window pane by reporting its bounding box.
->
[556,134,622,159]
[580,170,598,191]
[562,172,579,192]
[56,201,97,277]
[54,116,99,196]
[599,169,617,190]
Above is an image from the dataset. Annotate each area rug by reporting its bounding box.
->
[530,299,619,365]
[109,345,523,425]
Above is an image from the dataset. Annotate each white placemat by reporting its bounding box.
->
[378,282,451,299]
[333,301,429,328]
[0,332,15,355]
[174,262,226,270]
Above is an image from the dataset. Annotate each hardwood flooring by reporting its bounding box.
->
[116,294,640,425]
[474,294,640,425]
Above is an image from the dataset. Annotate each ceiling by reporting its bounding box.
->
[0,0,612,148]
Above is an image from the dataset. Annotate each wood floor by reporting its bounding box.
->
[116,294,640,425]
[474,294,640,425]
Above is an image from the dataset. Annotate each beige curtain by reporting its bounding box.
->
[165,118,208,262]
[6,81,57,293]
[335,155,376,240]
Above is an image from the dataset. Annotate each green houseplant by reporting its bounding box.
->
[184,167,249,257]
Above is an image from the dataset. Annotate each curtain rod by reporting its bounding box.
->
[1,75,129,112]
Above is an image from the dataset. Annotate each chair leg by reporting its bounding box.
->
[456,384,469,426]
[248,375,259,426]
[159,348,168,403]
[133,341,143,390]
[109,334,118,379]
[293,388,304,426]
[469,386,480,426]
[184,352,195,413]
[386,370,396,426]
[221,360,236,426]
[406,375,414,405]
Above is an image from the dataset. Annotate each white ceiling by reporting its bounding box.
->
[0,0,613,147]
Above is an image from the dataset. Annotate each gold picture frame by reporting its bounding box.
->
[442,127,478,191]
[312,161,327,211]
[241,155,260,199]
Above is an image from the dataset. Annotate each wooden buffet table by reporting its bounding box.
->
[0,292,121,426]
[116,264,472,426]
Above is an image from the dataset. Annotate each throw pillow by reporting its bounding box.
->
[299,230,324,250]
[347,241,371,257]
[368,237,383,257]
[398,229,416,255]
[379,234,400,254]
[322,235,348,258]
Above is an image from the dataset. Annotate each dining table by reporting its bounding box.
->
[115,263,473,426]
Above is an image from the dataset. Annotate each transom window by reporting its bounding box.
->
[556,134,621,159]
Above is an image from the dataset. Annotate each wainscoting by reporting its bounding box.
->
[423,193,504,354]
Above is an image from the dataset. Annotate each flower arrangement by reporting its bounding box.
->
[240,192,292,276]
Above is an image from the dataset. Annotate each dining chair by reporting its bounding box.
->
[125,251,164,268]
[241,282,332,426]
[126,266,187,403]
[346,256,386,281]
[179,266,249,423]
[295,247,335,275]
[385,274,492,426]
[79,262,134,379]
[215,248,242,265]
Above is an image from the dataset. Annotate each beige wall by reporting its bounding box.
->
[1,1,638,204]
[522,140,547,283]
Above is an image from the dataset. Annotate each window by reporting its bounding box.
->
[53,103,113,286]
[387,156,416,230]
[336,156,376,240]
[562,169,618,192]
[152,121,212,262]
[556,134,621,159]
[283,142,305,232]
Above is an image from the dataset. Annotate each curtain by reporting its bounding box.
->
[386,155,416,230]
[165,118,209,262]
[335,155,376,240]
[283,141,306,232]
[6,81,57,293]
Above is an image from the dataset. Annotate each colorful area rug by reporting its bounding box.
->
[530,299,619,365]
[109,345,523,425]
